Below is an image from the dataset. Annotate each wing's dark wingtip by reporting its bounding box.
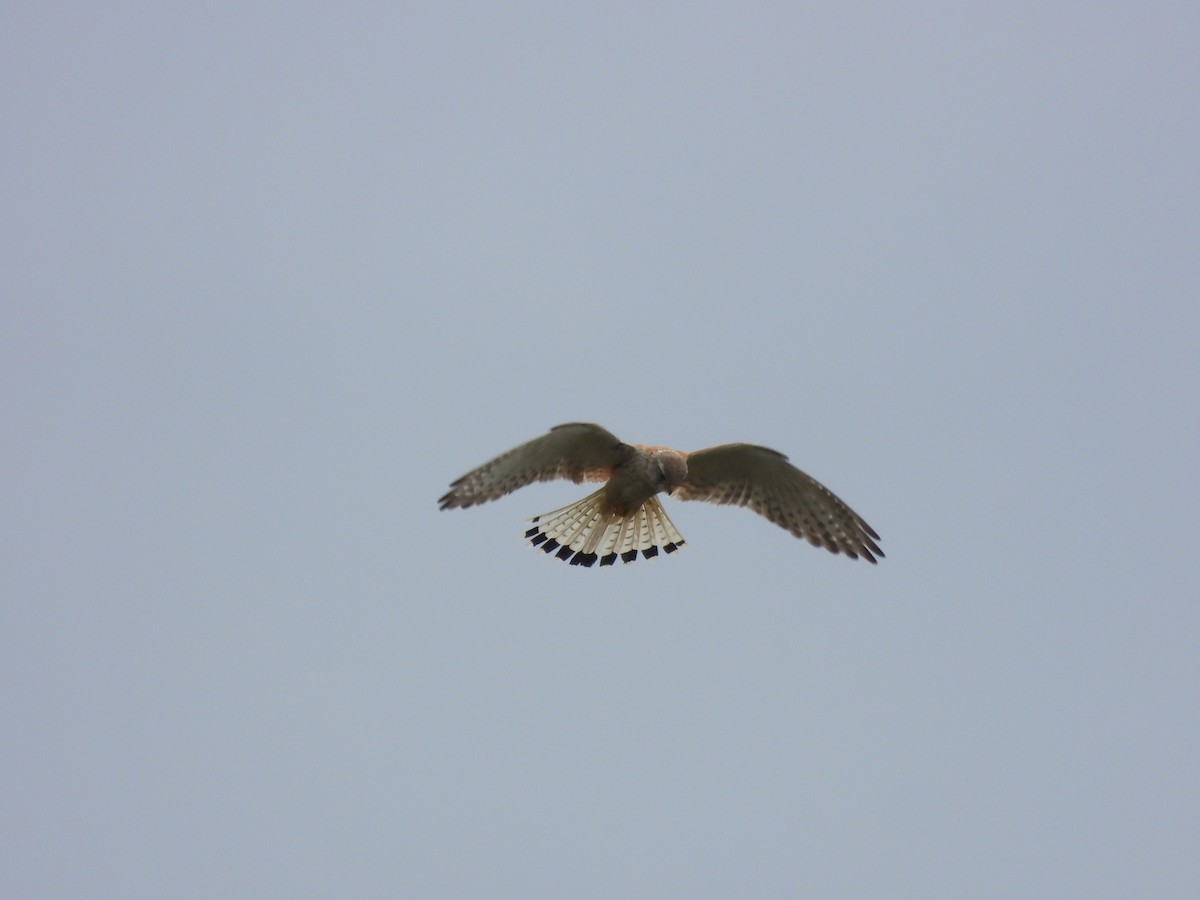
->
[847,540,884,564]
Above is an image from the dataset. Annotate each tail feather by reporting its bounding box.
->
[526,489,686,567]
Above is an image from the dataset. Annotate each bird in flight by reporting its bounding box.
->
[438,423,883,567]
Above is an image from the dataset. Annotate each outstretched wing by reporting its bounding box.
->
[439,423,631,510]
[674,443,884,563]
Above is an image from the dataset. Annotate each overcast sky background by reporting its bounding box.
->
[4,3,1198,897]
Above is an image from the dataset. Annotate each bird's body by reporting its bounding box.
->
[439,423,883,567]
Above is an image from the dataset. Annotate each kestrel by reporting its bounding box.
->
[438,423,883,567]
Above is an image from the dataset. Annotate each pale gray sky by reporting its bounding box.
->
[4,3,1198,897]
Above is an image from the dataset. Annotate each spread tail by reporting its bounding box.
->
[525,488,686,567]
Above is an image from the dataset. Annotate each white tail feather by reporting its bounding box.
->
[525,489,686,567]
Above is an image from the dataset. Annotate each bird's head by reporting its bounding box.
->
[652,450,689,495]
